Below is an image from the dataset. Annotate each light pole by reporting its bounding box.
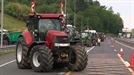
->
[1,0,4,47]
[74,0,76,26]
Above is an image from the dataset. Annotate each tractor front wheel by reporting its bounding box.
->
[30,45,53,72]
[16,37,31,69]
[68,45,88,71]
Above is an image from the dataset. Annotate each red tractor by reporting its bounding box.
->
[16,12,87,73]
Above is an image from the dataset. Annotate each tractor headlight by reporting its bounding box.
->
[54,43,70,47]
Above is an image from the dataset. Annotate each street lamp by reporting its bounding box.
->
[74,0,76,26]
[1,0,4,47]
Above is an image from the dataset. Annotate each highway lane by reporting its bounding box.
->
[70,39,131,75]
[114,39,134,65]
[0,39,132,75]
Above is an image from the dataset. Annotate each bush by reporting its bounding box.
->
[5,2,30,20]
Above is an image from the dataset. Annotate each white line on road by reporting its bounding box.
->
[87,46,95,53]
[115,40,134,75]
[0,59,16,67]
[58,72,66,75]
[0,46,95,70]
[115,40,134,49]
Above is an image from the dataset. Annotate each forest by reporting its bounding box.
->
[3,0,124,34]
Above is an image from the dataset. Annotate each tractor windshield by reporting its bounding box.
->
[39,19,62,33]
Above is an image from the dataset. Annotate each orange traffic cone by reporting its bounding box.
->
[111,44,114,48]
[130,53,134,68]
[118,48,124,57]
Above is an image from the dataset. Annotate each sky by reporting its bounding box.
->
[96,0,134,29]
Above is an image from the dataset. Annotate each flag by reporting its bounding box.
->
[31,0,36,13]
[60,2,64,15]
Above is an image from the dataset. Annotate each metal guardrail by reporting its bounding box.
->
[0,45,16,50]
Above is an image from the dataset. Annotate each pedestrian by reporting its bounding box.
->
[98,38,101,46]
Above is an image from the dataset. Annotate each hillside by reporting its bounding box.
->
[0,14,26,31]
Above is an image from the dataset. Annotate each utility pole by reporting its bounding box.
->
[74,0,76,26]
[1,0,4,48]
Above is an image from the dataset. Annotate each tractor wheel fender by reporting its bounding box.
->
[22,31,33,45]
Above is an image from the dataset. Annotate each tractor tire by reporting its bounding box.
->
[30,45,53,72]
[68,45,87,71]
[16,37,31,69]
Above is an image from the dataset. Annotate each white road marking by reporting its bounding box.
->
[117,53,134,75]
[114,49,117,52]
[0,60,16,67]
[115,40,134,75]
[0,46,95,69]
[87,46,95,53]
[115,40,134,49]
[58,72,66,75]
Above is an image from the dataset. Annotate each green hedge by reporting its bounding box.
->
[5,2,30,20]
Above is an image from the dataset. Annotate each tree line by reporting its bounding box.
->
[3,0,123,34]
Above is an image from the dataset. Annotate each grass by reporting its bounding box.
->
[0,50,15,55]
[0,14,26,32]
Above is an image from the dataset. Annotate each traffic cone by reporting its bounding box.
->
[118,48,124,57]
[130,52,134,68]
[111,44,114,48]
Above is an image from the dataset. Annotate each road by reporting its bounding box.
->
[0,38,133,75]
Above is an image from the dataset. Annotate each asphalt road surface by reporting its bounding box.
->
[0,38,132,75]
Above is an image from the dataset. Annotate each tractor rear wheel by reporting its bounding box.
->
[16,37,31,69]
[68,45,87,71]
[30,45,53,72]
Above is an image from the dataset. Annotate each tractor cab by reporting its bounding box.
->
[26,14,65,41]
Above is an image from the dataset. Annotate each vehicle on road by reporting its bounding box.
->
[81,32,92,47]
[97,32,105,42]
[65,24,81,44]
[0,29,21,45]
[83,30,97,46]
[16,1,87,72]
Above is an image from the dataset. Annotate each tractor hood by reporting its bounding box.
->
[46,30,68,48]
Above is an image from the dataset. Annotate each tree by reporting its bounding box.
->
[4,0,124,34]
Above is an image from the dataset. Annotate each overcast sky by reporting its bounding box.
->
[96,0,134,29]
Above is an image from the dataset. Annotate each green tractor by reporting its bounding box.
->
[81,32,92,47]
[65,24,81,44]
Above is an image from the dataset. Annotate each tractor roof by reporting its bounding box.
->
[29,14,63,18]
